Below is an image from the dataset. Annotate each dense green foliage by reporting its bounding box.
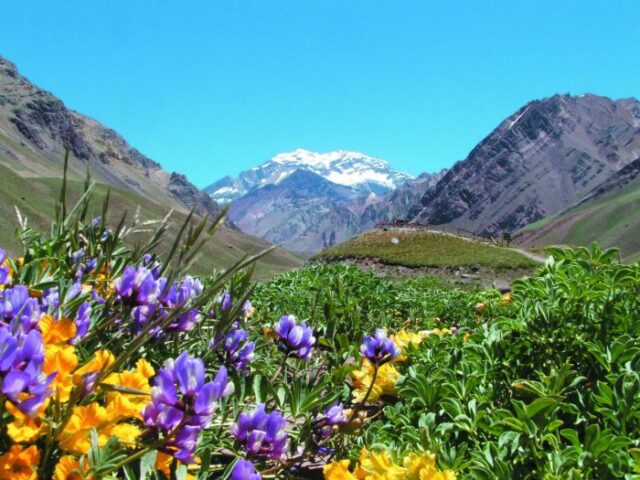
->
[252,248,640,478]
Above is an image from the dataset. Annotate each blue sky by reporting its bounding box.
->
[2,1,639,187]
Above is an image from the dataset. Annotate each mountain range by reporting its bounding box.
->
[205,149,412,203]
[205,149,421,255]
[207,94,640,256]
[3,53,640,262]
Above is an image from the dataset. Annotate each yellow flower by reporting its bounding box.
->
[392,330,427,351]
[463,332,471,343]
[391,330,428,361]
[135,359,156,379]
[107,423,142,446]
[155,452,196,480]
[53,455,87,480]
[5,401,48,443]
[44,344,78,403]
[156,452,173,478]
[263,327,278,340]
[103,365,153,420]
[324,460,357,480]
[502,292,512,306]
[58,403,111,454]
[40,315,77,344]
[72,350,115,387]
[352,361,400,403]
[0,444,40,480]
[355,449,406,480]
[403,452,456,480]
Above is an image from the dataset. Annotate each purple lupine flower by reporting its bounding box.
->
[114,265,160,305]
[162,276,203,332]
[313,402,348,443]
[1,285,41,333]
[360,328,400,365]
[0,248,10,285]
[1,329,54,415]
[0,329,17,371]
[211,328,256,372]
[142,352,234,463]
[70,248,84,267]
[71,302,92,344]
[274,315,316,360]
[220,290,232,312]
[242,300,255,318]
[232,404,289,460]
[142,254,162,280]
[231,459,261,480]
[85,258,98,275]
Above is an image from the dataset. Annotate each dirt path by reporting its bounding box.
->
[509,247,547,263]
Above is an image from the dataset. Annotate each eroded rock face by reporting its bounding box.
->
[0,54,215,219]
[409,94,640,236]
[168,173,220,218]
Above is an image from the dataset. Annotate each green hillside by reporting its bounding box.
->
[0,163,303,278]
[516,176,640,262]
[316,229,538,269]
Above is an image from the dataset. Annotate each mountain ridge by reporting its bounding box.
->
[0,54,219,218]
[205,148,412,203]
[408,93,640,235]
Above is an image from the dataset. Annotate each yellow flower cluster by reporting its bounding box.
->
[57,357,154,455]
[0,444,39,480]
[324,449,456,480]
[5,317,155,476]
[351,360,400,403]
[351,328,451,404]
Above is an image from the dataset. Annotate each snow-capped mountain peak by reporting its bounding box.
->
[205,149,412,203]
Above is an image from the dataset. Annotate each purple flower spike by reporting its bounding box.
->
[274,315,316,361]
[211,328,256,372]
[1,285,41,333]
[114,265,160,305]
[313,402,347,444]
[0,329,52,415]
[220,290,232,312]
[71,302,92,344]
[231,459,262,480]
[0,248,9,285]
[360,328,400,365]
[0,329,18,371]
[174,352,205,396]
[142,352,234,463]
[232,404,289,460]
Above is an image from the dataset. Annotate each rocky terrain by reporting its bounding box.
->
[0,55,219,218]
[228,169,364,255]
[409,94,640,236]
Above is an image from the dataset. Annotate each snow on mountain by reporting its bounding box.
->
[204,149,413,203]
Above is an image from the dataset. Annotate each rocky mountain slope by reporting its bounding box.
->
[228,169,365,255]
[0,55,218,218]
[360,169,447,228]
[409,94,640,236]
[0,55,302,275]
[205,148,412,203]
[515,156,640,261]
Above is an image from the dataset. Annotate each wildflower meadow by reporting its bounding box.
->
[1,171,639,479]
